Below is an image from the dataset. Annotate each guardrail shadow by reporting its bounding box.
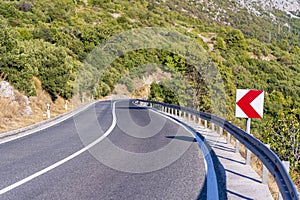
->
[165,135,196,142]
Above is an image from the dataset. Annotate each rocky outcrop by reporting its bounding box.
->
[0,81,32,116]
[0,81,14,100]
[237,0,300,18]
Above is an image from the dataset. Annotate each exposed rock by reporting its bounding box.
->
[22,106,33,116]
[0,81,14,100]
[0,81,32,116]
[23,95,30,106]
[237,0,300,18]
[21,95,32,115]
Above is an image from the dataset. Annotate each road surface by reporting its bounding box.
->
[0,100,208,199]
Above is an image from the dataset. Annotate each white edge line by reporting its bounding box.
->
[140,104,219,200]
[0,101,117,195]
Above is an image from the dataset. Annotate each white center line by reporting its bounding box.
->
[0,101,117,195]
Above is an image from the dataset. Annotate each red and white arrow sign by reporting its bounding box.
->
[235,89,264,118]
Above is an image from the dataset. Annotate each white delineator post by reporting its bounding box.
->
[65,100,69,111]
[46,103,51,119]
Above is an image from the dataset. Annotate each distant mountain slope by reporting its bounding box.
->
[237,0,300,17]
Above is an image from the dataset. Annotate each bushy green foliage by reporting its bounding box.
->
[0,0,299,182]
[262,113,300,172]
[149,82,179,105]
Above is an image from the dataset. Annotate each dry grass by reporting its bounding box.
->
[0,78,68,134]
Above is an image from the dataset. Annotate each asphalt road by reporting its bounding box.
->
[0,100,207,200]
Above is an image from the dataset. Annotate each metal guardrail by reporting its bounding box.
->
[135,99,299,200]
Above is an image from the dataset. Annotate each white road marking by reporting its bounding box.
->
[0,101,117,195]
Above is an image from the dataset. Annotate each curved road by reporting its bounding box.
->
[0,100,208,199]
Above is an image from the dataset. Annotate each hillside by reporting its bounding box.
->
[0,0,299,190]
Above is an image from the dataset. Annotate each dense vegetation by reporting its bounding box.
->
[0,0,299,185]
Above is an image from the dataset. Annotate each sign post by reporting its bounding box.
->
[235,89,264,164]
[245,118,251,164]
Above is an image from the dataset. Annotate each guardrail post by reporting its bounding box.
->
[188,113,191,121]
[219,127,223,136]
[211,123,215,132]
[246,148,251,165]
[198,117,202,126]
[227,132,230,144]
[262,144,270,184]
[204,120,207,128]
[278,161,290,200]
[179,110,182,117]
[235,140,240,153]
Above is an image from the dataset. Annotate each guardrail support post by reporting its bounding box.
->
[219,127,223,136]
[179,110,182,117]
[262,144,270,184]
[204,120,207,128]
[211,123,215,132]
[278,161,290,200]
[198,117,202,126]
[246,148,251,165]
[227,132,230,144]
[235,140,240,153]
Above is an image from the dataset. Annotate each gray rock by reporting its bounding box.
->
[22,106,33,116]
[23,95,30,105]
[0,81,14,99]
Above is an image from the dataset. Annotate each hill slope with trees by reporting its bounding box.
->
[0,0,299,189]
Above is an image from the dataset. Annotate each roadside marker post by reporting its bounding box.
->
[235,89,264,164]
[65,100,69,111]
[46,103,51,119]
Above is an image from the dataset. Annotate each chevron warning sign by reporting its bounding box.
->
[235,89,264,118]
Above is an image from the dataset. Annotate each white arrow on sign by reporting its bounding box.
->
[235,89,264,118]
